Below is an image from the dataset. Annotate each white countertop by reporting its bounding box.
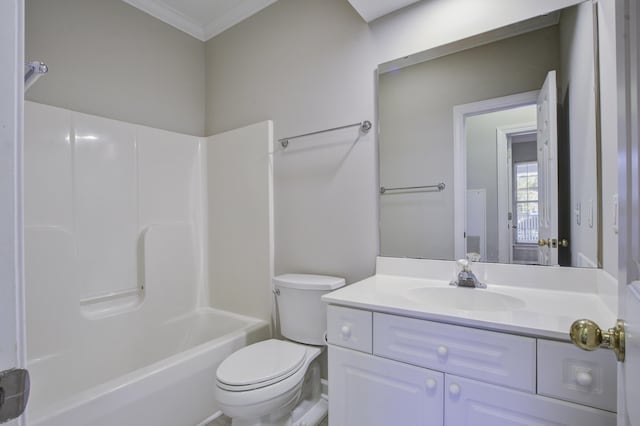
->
[322,272,616,341]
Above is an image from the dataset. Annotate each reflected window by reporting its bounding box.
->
[514,162,538,243]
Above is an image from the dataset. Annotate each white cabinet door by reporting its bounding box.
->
[329,345,444,426]
[444,375,615,426]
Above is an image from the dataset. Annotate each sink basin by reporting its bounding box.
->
[404,287,526,311]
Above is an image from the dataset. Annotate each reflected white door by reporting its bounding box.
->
[1,1,27,425]
[536,70,558,265]
[466,189,486,260]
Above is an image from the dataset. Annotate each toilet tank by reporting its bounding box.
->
[274,274,345,345]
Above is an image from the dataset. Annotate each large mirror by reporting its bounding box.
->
[378,2,601,268]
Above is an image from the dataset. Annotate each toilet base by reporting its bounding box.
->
[291,396,327,426]
[230,397,327,426]
[229,359,324,426]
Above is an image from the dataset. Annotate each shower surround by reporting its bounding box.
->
[24,102,273,425]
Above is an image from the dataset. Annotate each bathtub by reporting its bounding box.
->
[26,308,270,426]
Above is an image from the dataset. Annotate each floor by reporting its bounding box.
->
[206,415,329,426]
[206,415,231,426]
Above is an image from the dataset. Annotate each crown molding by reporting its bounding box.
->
[122,0,276,42]
[122,0,205,40]
[347,0,420,23]
[203,0,277,40]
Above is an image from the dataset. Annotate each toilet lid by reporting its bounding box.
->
[216,339,306,391]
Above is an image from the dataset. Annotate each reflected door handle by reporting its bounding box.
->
[538,239,550,247]
[539,238,569,248]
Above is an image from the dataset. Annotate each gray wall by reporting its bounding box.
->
[25,0,592,284]
[25,0,206,136]
[204,0,584,283]
[559,3,599,267]
[205,0,379,283]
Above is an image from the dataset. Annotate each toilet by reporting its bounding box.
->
[214,274,345,426]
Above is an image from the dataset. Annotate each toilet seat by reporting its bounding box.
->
[216,339,307,391]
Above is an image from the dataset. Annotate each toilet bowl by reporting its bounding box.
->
[214,340,321,424]
[213,274,345,426]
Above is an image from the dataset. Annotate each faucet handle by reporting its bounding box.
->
[466,252,481,263]
[457,259,470,272]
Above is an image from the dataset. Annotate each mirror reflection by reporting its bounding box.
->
[378,2,600,268]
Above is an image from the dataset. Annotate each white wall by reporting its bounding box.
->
[206,121,274,325]
[24,102,209,402]
[559,3,599,267]
[25,0,206,136]
[25,101,206,306]
[205,0,582,283]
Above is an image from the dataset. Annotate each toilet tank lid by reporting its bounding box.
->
[273,274,345,290]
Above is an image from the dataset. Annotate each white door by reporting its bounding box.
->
[569,0,640,424]
[617,1,640,424]
[536,70,559,265]
[619,284,640,426]
[1,1,28,425]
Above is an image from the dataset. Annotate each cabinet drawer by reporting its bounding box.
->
[445,374,616,426]
[374,313,536,392]
[327,305,372,353]
[537,340,617,411]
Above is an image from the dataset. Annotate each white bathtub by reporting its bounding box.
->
[26,308,270,426]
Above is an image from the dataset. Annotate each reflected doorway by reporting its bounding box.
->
[454,74,560,266]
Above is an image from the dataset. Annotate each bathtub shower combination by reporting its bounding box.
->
[24,102,273,426]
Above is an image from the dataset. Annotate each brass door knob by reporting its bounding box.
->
[570,319,625,362]
[538,238,569,248]
[538,239,550,247]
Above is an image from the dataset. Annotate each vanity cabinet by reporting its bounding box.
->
[327,306,617,426]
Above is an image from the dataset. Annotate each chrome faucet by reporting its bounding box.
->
[450,256,486,288]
